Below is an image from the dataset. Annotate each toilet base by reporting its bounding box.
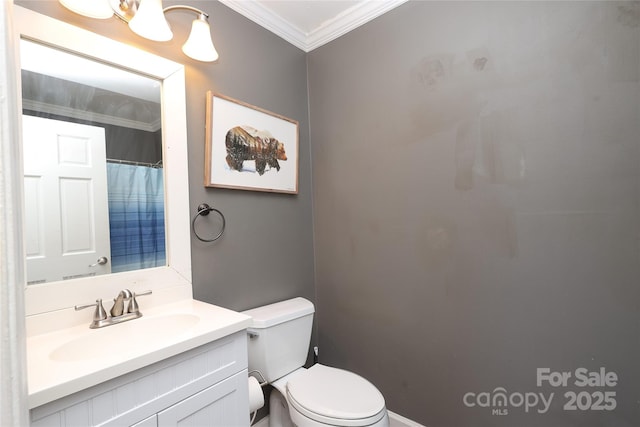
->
[269,388,295,427]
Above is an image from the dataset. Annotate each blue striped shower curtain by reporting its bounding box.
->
[107,163,166,273]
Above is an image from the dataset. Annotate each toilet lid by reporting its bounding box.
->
[286,364,386,425]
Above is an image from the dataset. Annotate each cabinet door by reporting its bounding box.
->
[158,371,249,427]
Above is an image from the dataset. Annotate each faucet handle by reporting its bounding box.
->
[129,290,152,314]
[75,299,108,322]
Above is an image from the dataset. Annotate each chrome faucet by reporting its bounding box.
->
[76,289,152,328]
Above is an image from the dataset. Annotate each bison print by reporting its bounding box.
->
[225,125,287,175]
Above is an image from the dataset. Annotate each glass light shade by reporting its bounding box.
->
[59,0,113,19]
[182,16,219,62]
[129,0,173,42]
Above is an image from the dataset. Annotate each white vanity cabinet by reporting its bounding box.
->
[30,331,249,427]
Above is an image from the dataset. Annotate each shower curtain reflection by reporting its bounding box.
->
[107,162,165,273]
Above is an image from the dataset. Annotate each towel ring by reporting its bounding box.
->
[192,203,226,242]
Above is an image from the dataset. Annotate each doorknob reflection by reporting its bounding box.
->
[89,256,109,267]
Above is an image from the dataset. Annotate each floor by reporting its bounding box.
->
[254,410,425,427]
[388,410,425,427]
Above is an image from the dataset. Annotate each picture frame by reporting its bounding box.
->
[205,92,299,194]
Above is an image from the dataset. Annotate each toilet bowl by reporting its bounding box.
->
[243,298,389,427]
[277,365,388,427]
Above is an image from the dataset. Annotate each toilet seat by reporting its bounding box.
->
[285,364,387,426]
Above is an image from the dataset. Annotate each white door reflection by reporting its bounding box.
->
[23,116,111,284]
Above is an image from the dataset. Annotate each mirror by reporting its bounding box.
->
[21,39,166,285]
[15,6,192,316]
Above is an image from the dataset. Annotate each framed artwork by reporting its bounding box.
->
[205,92,299,194]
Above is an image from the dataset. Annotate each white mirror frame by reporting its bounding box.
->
[14,6,193,317]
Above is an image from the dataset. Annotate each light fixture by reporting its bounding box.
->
[180,11,219,62]
[128,0,173,42]
[58,0,219,62]
[59,0,114,19]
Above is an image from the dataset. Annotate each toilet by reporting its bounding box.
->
[243,297,389,427]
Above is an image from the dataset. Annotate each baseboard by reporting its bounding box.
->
[255,411,424,427]
[388,409,426,427]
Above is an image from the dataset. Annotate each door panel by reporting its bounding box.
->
[23,115,111,284]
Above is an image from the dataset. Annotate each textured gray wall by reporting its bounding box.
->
[178,2,315,312]
[16,1,316,313]
[308,1,640,426]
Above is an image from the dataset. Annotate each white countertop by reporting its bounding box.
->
[27,299,252,409]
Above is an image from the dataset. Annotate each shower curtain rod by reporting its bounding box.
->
[107,158,163,168]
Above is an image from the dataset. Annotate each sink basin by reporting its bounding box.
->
[50,313,200,362]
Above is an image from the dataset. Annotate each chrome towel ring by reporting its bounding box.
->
[192,203,226,242]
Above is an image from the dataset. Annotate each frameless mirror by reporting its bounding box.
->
[15,6,192,316]
[21,39,166,285]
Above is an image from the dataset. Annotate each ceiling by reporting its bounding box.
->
[219,0,409,52]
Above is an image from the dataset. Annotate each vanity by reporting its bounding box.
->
[12,5,254,426]
[28,300,252,426]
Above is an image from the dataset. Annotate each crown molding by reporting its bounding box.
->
[22,99,161,132]
[219,0,408,52]
[220,0,307,50]
[305,0,409,51]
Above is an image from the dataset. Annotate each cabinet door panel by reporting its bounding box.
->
[158,370,249,427]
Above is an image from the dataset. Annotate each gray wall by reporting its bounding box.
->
[178,2,315,312]
[16,1,316,313]
[308,1,639,426]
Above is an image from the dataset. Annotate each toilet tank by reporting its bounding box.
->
[243,297,314,383]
